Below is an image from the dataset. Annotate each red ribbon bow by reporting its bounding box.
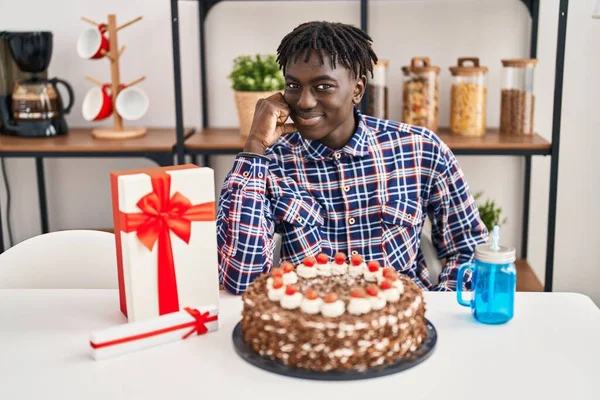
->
[119,173,215,315]
[182,307,218,339]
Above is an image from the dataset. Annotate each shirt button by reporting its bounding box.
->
[297,217,303,223]
[333,153,341,159]
[242,171,250,177]
[351,250,358,256]
[349,217,356,225]
[343,185,350,192]
[257,172,263,178]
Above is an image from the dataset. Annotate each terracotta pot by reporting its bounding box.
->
[234,90,281,138]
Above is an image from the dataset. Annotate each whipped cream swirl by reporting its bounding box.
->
[283,271,298,285]
[347,297,371,315]
[382,287,400,303]
[331,262,348,275]
[301,297,323,314]
[280,292,303,309]
[393,279,404,294]
[364,267,383,283]
[348,262,365,278]
[267,286,286,302]
[321,300,345,317]
[297,264,318,279]
[316,262,332,277]
[368,293,387,310]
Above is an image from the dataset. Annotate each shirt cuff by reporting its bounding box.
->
[432,277,471,292]
[237,151,271,162]
[227,154,269,192]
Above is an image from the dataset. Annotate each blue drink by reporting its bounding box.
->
[456,228,516,325]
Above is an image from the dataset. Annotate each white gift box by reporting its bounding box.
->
[110,164,219,322]
[90,304,218,360]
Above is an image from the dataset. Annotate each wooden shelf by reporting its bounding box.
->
[0,127,194,153]
[184,127,551,155]
[436,128,551,154]
[184,127,246,151]
[516,259,543,292]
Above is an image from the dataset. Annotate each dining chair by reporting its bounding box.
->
[0,229,118,289]
[420,217,443,285]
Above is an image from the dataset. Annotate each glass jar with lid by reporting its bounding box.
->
[499,59,538,135]
[367,59,389,119]
[402,57,439,132]
[449,57,488,137]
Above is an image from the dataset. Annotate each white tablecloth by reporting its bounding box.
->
[0,289,599,399]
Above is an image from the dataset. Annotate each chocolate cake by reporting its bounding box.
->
[240,252,428,372]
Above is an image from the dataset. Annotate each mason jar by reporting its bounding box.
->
[402,57,439,132]
[449,57,488,137]
[499,59,538,135]
[367,59,389,119]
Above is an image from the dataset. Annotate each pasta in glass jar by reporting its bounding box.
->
[449,57,488,136]
[401,57,439,132]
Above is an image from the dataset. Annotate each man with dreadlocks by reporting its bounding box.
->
[217,21,487,294]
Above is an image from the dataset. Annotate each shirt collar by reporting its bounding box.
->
[301,106,371,161]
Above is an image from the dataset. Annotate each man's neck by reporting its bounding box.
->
[320,110,358,150]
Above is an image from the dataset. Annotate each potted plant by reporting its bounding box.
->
[228,54,285,137]
[474,191,508,233]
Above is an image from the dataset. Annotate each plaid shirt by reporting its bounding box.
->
[217,107,488,294]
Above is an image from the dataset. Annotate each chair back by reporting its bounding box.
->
[0,230,118,289]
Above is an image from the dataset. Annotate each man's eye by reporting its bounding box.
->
[317,84,332,90]
[286,83,299,89]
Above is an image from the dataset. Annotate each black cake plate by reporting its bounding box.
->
[231,318,437,381]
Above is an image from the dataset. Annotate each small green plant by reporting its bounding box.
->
[474,192,507,232]
[228,54,285,92]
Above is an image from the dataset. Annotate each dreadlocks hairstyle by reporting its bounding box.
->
[276,21,378,79]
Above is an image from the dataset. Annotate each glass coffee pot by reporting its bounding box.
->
[12,77,73,120]
[5,31,74,125]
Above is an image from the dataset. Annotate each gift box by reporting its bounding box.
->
[90,304,218,360]
[110,164,219,322]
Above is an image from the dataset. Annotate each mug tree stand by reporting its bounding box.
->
[81,14,147,140]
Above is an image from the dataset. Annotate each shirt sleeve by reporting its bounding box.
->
[216,153,276,294]
[427,143,488,292]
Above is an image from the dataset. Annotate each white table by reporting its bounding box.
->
[0,290,599,400]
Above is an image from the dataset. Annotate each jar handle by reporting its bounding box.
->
[456,262,475,307]
[411,57,430,68]
[458,57,480,67]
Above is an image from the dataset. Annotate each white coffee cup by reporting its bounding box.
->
[115,86,149,120]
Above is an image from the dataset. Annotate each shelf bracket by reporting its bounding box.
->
[201,0,221,20]
[519,0,536,18]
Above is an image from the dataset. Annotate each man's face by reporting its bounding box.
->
[284,50,364,142]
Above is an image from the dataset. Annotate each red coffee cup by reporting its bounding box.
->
[82,84,114,121]
[77,24,109,60]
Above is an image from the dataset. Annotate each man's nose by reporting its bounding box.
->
[297,88,317,110]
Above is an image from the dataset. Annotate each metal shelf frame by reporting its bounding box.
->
[169,0,568,292]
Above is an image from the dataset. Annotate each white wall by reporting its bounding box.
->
[0,0,598,303]
[529,0,600,304]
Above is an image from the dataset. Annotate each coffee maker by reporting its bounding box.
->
[0,31,74,137]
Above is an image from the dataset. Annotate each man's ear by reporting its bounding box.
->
[352,74,367,105]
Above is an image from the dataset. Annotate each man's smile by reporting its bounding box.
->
[292,112,324,127]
